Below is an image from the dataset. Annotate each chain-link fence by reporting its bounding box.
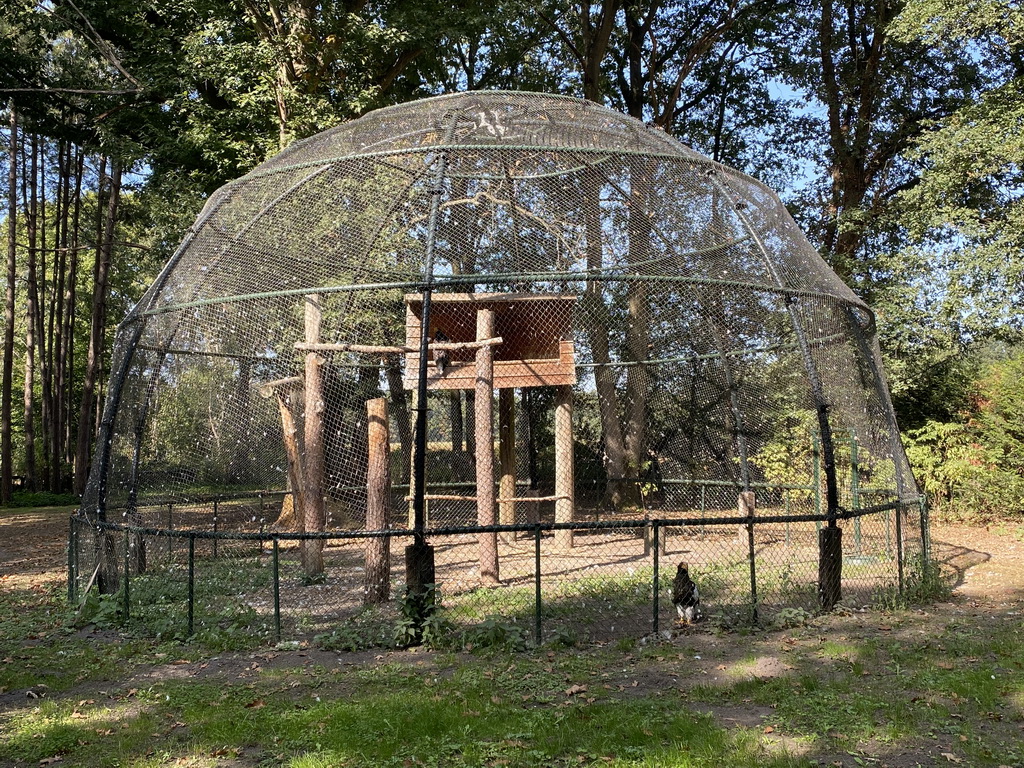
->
[70,495,928,645]
[71,91,925,646]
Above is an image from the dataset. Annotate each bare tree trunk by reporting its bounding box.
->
[2,107,17,504]
[36,135,51,490]
[50,140,71,490]
[63,147,83,484]
[622,157,654,485]
[583,182,636,510]
[74,157,120,496]
[385,358,411,481]
[474,309,499,585]
[364,397,391,604]
[22,133,38,491]
[301,293,326,578]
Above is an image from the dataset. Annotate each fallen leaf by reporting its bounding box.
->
[38,757,62,766]
[763,726,775,734]
[245,699,266,709]
[940,754,962,764]
[565,684,587,696]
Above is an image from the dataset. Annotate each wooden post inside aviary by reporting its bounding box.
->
[365,397,391,604]
[498,388,516,541]
[475,308,499,585]
[301,293,326,578]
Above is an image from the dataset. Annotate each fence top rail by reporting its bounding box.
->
[71,498,916,541]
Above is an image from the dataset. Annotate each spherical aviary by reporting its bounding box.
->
[72,92,925,641]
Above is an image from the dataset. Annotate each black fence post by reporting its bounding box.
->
[896,502,905,594]
[187,534,195,636]
[273,538,281,642]
[534,524,542,646]
[213,499,219,559]
[122,528,131,622]
[67,517,77,605]
[652,521,660,636]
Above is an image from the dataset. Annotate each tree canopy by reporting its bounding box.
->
[1,0,1021,514]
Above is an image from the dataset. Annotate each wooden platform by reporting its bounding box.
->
[404,293,577,390]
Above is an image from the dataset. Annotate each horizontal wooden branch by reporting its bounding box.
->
[257,376,303,397]
[402,494,478,502]
[496,495,569,503]
[294,337,503,354]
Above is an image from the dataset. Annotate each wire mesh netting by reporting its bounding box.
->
[71,91,926,645]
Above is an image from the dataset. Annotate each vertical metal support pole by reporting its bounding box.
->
[896,503,905,594]
[885,508,892,556]
[784,490,791,546]
[851,431,861,555]
[534,524,542,646]
[213,500,219,559]
[122,528,131,622]
[273,538,281,641]
[68,517,77,604]
[812,436,822,534]
[167,504,173,556]
[919,496,931,571]
[187,534,195,636]
[740,491,757,623]
[652,521,660,636]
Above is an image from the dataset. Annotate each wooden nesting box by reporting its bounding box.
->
[404,293,577,390]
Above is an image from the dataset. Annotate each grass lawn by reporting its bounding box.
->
[1,507,1022,767]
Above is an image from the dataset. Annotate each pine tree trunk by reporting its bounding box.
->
[63,147,83,483]
[37,135,51,489]
[2,107,18,504]
[74,157,120,497]
[22,133,38,491]
[50,140,71,491]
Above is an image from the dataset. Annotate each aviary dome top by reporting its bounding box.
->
[138,90,863,321]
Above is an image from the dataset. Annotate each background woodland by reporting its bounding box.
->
[1,0,1021,516]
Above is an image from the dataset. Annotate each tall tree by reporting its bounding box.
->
[2,107,17,504]
[74,157,121,495]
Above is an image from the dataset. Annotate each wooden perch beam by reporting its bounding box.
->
[293,338,503,354]
[257,376,303,397]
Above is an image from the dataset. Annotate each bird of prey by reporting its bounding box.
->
[432,329,450,374]
[672,562,700,624]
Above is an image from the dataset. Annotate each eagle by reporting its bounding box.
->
[671,562,700,624]
[432,329,450,374]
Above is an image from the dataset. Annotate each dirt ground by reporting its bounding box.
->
[2,508,1023,767]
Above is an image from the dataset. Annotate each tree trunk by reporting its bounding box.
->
[36,134,51,490]
[274,387,305,529]
[622,156,654,487]
[583,172,639,511]
[2,107,17,505]
[385,358,411,481]
[74,157,120,496]
[475,309,499,585]
[300,294,326,578]
[50,140,72,491]
[554,385,575,549]
[22,133,38,491]
[63,146,83,484]
[364,397,391,604]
